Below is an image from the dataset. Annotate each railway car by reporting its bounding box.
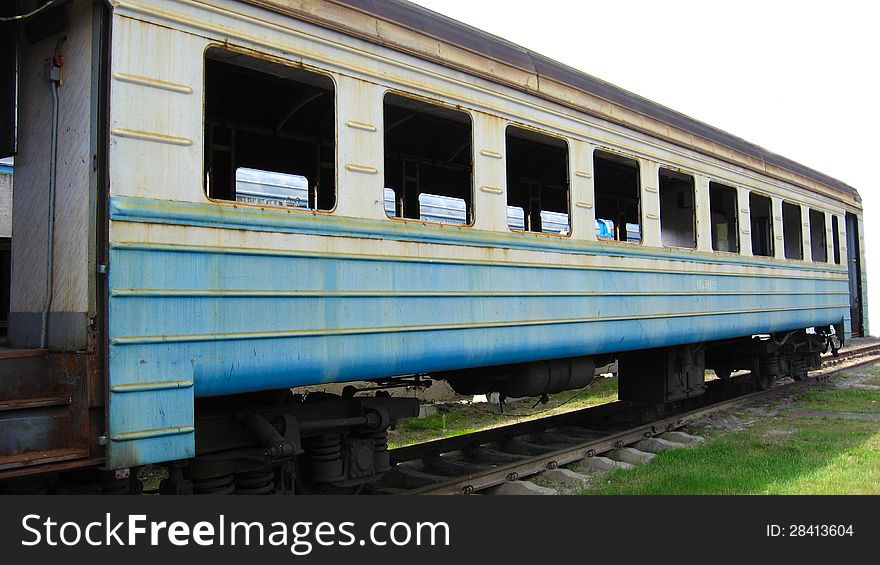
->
[0,0,868,494]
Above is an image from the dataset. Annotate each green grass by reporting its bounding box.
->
[584,386,880,495]
[797,388,880,413]
[388,376,618,448]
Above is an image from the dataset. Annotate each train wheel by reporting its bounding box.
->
[790,356,809,381]
[752,364,773,391]
[714,367,732,380]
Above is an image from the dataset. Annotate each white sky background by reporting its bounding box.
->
[410,0,880,333]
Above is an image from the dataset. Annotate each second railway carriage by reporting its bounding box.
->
[0,0,868,493]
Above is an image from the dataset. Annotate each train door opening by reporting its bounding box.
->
[845,212,864,336]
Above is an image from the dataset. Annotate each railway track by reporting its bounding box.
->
[371,341,880,495]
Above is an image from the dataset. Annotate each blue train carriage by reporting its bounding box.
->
[0,0,867,493]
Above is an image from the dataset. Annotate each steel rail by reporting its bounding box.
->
[390,341,880,465]
[390,342,880,495]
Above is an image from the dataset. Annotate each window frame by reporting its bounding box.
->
[504,122,573,238]
[831,214,842,265]
[808,208,829,263]
[781,200,805,261]
[748,190,775,258]
[382,89,476,228]
[708,180,740,254]
[657,166,697,250]
[202,45,340,215]
[592,147,643,246]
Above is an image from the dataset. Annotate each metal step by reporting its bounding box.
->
[0,447,90,472]
[0,349,93,478]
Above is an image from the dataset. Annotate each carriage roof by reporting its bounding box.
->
[237,0,859,201]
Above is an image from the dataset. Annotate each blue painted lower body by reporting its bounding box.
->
[104,202,850,467]
[108,245,849,397]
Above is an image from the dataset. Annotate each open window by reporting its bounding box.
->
[809,209,827,262]
[594,151,641,242]
[782,201,804,260]
[832,215,841,264]
[709,181,738,253]
[659,168,696,248]
[505,126,569,234]
[749,192,774,257]
[384,94,472,224]
[204,49,336,210]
